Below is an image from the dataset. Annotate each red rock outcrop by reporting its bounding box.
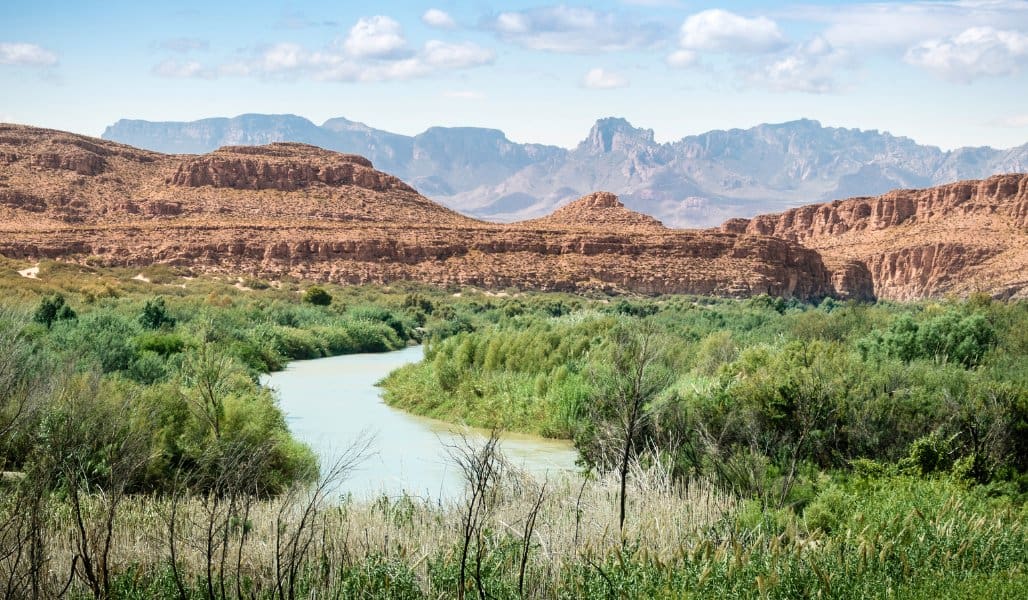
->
[169,143,414,193]
[746,174,1028,300]
[0,125,833,300]
[526,192,665,230]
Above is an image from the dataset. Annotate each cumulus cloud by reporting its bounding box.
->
[159,37,209,53]
[342,16,409,58]
[905,26,1028,82]
[783,1,1028,52]
[582,67,629,89]
[679,9,786,54]
[0,42,58,66]
[422,8,457,29]
[210,38,494,83]
[486,6,666,53]
[749,36,853,93]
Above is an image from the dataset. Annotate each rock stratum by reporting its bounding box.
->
[2,124,1026,300]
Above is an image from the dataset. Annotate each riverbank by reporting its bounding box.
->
[265,345,577,500]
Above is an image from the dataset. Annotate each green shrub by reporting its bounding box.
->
[32,293,76,328]
[303,286,333,306]
[139,297,176,330]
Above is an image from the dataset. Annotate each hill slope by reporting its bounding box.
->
[0,124,832,300]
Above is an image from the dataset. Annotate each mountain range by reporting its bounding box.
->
[102,114,1028,227]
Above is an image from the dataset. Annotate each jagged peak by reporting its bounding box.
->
[579,117,656,154]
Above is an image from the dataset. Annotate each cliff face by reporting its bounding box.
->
[0,125,834,300]
[168,144,415,193]
[739,174,1028,300]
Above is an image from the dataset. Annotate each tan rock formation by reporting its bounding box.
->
[525,191,665,230]
[0,124,832,300]
[744,174,1028,300]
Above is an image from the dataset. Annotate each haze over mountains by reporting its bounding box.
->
[102,114,1028,227]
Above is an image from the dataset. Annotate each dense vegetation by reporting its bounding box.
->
[384,295,1027,494]
[0,257,1025,598]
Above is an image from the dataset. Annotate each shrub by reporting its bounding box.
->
[303,286,333,306]
[32,293,77,328]
[139,297,176,330]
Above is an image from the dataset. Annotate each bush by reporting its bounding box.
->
[32,293,76,328]
[303,286,333,306]
[139,297,176,330]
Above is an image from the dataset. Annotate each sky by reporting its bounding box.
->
[2,1,1028,150]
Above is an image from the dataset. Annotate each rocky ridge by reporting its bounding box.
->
[4,124,1026,301]
[734,174,1028,300]
[0,124,833,300]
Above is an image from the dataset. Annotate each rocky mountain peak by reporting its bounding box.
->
[579,117,657,154]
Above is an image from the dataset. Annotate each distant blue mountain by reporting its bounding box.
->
[103,114,1028,227]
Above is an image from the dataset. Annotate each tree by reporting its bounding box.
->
[588,323,673,534]
[32,294,76,328]
[139,297,176,330]
[302,286,332,306]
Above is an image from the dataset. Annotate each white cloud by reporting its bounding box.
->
[342,16,409,58]
[680,9,787,54]
[0,42,58,66]
[782,1,1028,52]
[422,9,457,29]
[152,59,214,79]
[487,6,666,53]
[905,26,1028,82]
[211,37,494,83]
[750,36,853,93]
[582,67,629,89]
[665,49,697,68]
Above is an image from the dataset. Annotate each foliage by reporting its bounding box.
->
[302,285,333,306]
[139,296,176,330]
[32,293,76,328]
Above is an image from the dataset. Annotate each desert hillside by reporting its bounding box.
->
[3,124,1026,300]
[0,124,832,300]
[730,174,1028,300]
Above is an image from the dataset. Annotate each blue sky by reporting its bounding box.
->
[2,1,1028,149]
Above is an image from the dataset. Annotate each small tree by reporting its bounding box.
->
[32,294,76,328]
[302,286,332,306]
[588,323,673,534]
[139,297,176,330]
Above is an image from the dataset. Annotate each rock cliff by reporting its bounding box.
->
[0,124,833,300]
[741,174,1028,300]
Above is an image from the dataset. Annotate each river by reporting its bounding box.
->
[263,345,579,500]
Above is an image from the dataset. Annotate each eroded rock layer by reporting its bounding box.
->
[0,125,833,299]
[740,174,1028,300]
